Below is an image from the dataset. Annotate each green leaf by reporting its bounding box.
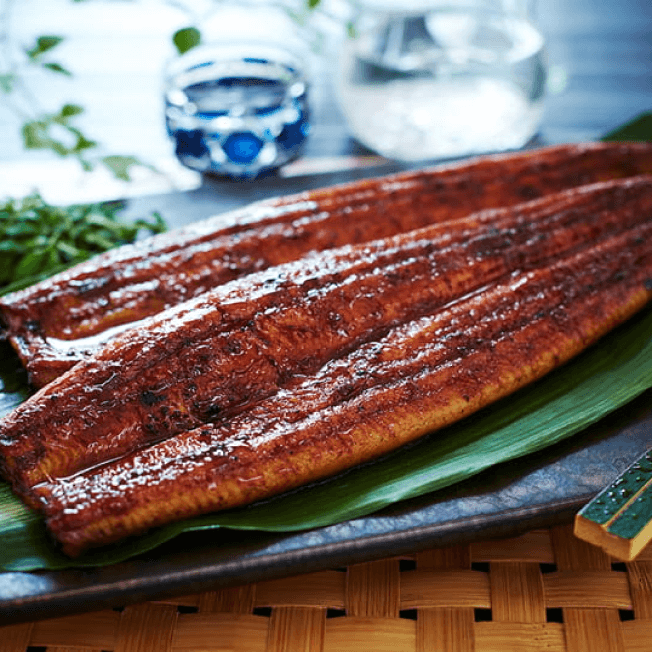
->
[22,117,74,156]
[0,73,14,93]
[1,304,651,570]
[55,240,83,261]
[602,112,652,142]
[60,104,84,118]
[81,231,117,250]
[307,0,321,8]
[26,35,64,61]
[0,262,86,295]
[101,155,141,181]
[2,221,39,238]
[134,211,167,235]
[74,135,97,152]
[0,240,22,253]
[50,140,70,157]
[21,121,50,149]
[13,248,51,280]
[42,62,72,76]
[173,27,201,55]
[0,193,167,297]
[21,107,97,163]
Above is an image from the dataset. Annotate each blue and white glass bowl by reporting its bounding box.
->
[165,42,310,179]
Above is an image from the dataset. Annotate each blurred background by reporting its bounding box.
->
[0,0,650,212]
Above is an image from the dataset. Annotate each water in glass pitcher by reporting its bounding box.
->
[335,6,547,161]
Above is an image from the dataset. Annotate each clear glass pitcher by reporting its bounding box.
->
[334,0,547,161]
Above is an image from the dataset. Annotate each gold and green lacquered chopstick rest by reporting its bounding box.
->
[575,448,652,560]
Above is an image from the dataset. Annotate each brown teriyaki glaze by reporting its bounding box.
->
[2,142,652,387]
[3,176,652,497]
[33,218,652,557]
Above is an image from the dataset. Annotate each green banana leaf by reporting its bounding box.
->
[602,111,652,142]
[2,115,652,572]
[1,302,652,571]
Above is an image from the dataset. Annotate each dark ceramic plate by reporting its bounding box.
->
[2,176,652,625]
[1,335,650,625]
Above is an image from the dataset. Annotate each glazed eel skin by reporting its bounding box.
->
[2,142,652,388]
[1,175,652,556]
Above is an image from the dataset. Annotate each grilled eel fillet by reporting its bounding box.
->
[2,142,652,388]
[1,176,652,556]
[4,176,652,493]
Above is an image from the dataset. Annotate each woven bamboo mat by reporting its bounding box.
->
[3,524,652,652]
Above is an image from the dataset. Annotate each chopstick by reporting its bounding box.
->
[574,448,652,560]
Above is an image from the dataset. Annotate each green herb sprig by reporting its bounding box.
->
[0,0,151,180]
[0,194,166,296]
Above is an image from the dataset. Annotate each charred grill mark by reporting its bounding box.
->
[2,177,652,499]
[307,236,652,412]
[2,143,652,387]
[516,184,541,201]
[25,320,42,333]
[0,149,651,553]
[31,217,652,556]
[73,276,112,296]
[140,390,165,407]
